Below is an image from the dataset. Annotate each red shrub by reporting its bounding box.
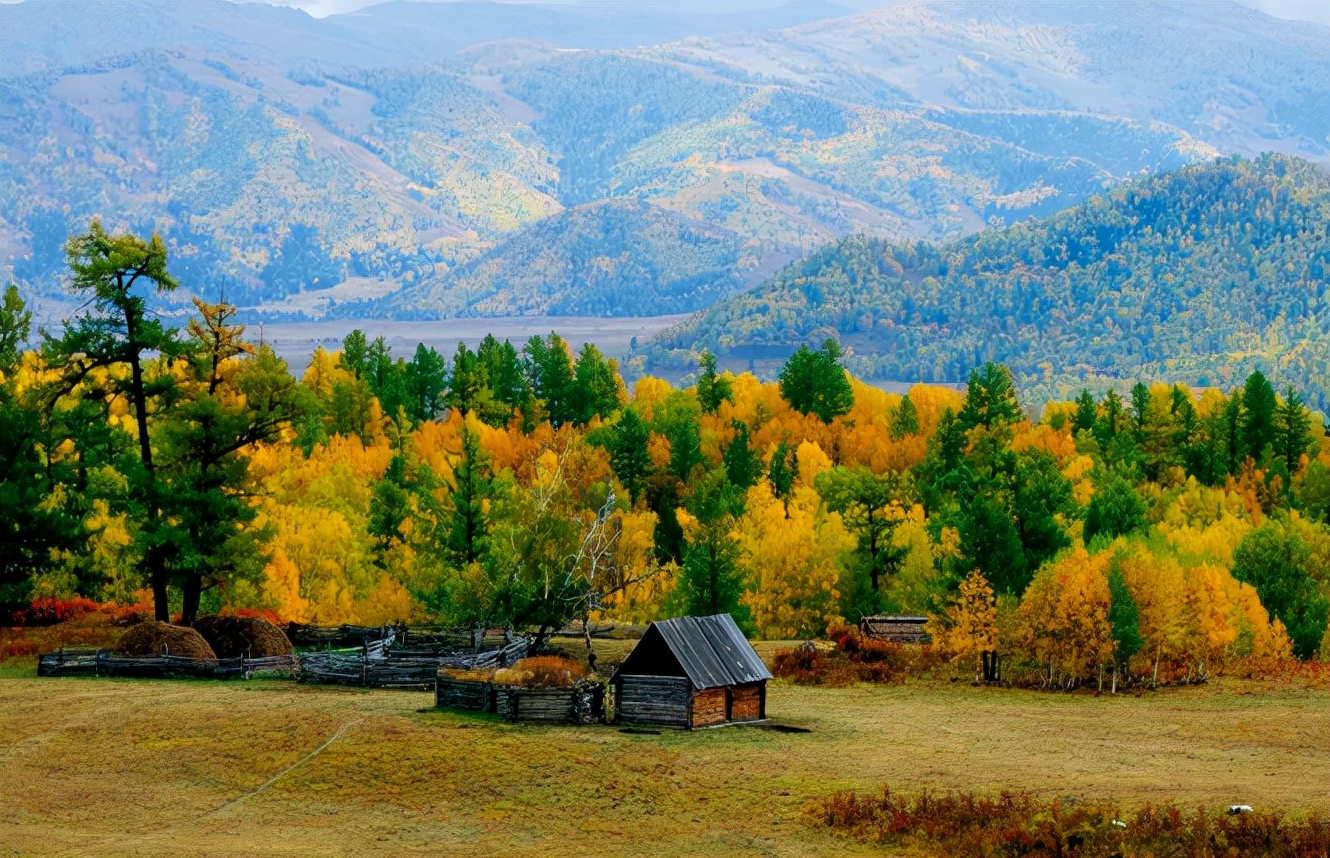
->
[776,627,942,686]
[773,645,885,686]
[774,647,831,684]
[220,607,287,627]
[7,597,104,627]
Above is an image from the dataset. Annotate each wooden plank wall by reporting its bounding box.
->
[691,686,728,728]
[618,676,691,726]
[729,683,763,721]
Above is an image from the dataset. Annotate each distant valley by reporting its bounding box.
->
[4,0,1330,329]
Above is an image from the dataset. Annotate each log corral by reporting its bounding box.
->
[493,684,604,724]
[436,677,492,711]
[437,675,605,724]
[612,614,771,729]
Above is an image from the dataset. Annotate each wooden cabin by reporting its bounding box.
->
[860,615,931,644]
[612,614,772,729]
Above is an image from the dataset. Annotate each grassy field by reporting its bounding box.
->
[2,650,1328,857]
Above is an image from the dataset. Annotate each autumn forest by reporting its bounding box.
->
[2,223,1329,691]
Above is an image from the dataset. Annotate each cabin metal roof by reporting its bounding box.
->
[645,614,772,690]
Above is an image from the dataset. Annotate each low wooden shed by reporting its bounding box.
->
[612,614,772,729]
[861,615,931,644]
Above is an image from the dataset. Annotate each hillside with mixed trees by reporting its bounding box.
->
[389,198,791,318]
[12,0,1330,319]
[2,225,1328,688]
[650,155,1330,406]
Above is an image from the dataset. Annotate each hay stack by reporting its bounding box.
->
[115,621,217,660]
[194,615,294,659]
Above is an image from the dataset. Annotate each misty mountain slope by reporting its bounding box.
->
[0,0,1325,320]
[649,155,1330,402]
[667,1,1330,159]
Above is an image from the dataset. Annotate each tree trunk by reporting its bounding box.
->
[867,508,879,592]
[1111,665,1118,695]
[151,556,169,623]
[582,610,597,673]
[531,623,550,654]
[127,342,170,623]
[180,575,202,627]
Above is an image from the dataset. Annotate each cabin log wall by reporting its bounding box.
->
[617,675,691,726]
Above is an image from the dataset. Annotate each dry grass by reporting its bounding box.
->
[2,658,1328,857]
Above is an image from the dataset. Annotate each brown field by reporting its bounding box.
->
[2,639,1328,857]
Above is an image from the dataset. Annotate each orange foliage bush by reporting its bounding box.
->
[774,628,941,686]
[0,638,41,658]
[1235,656,1330,688]
[772,646,859,686]
[492,656,586,688]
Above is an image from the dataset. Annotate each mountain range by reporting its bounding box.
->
[1,0,1328,325]
[647,154,1330,405]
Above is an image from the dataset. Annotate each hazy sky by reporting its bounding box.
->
[258,0,1330,25]
[2,0,1327,26]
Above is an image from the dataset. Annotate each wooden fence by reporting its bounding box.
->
[285,623,394,649]
[297,638,530,690]
[285,623,514,651]
[37,648,296,680]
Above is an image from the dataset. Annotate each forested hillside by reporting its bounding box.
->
[651,155,1330,406]
[3,230,1329,682]
[9,0,1330,319]
[391,199,792,318]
